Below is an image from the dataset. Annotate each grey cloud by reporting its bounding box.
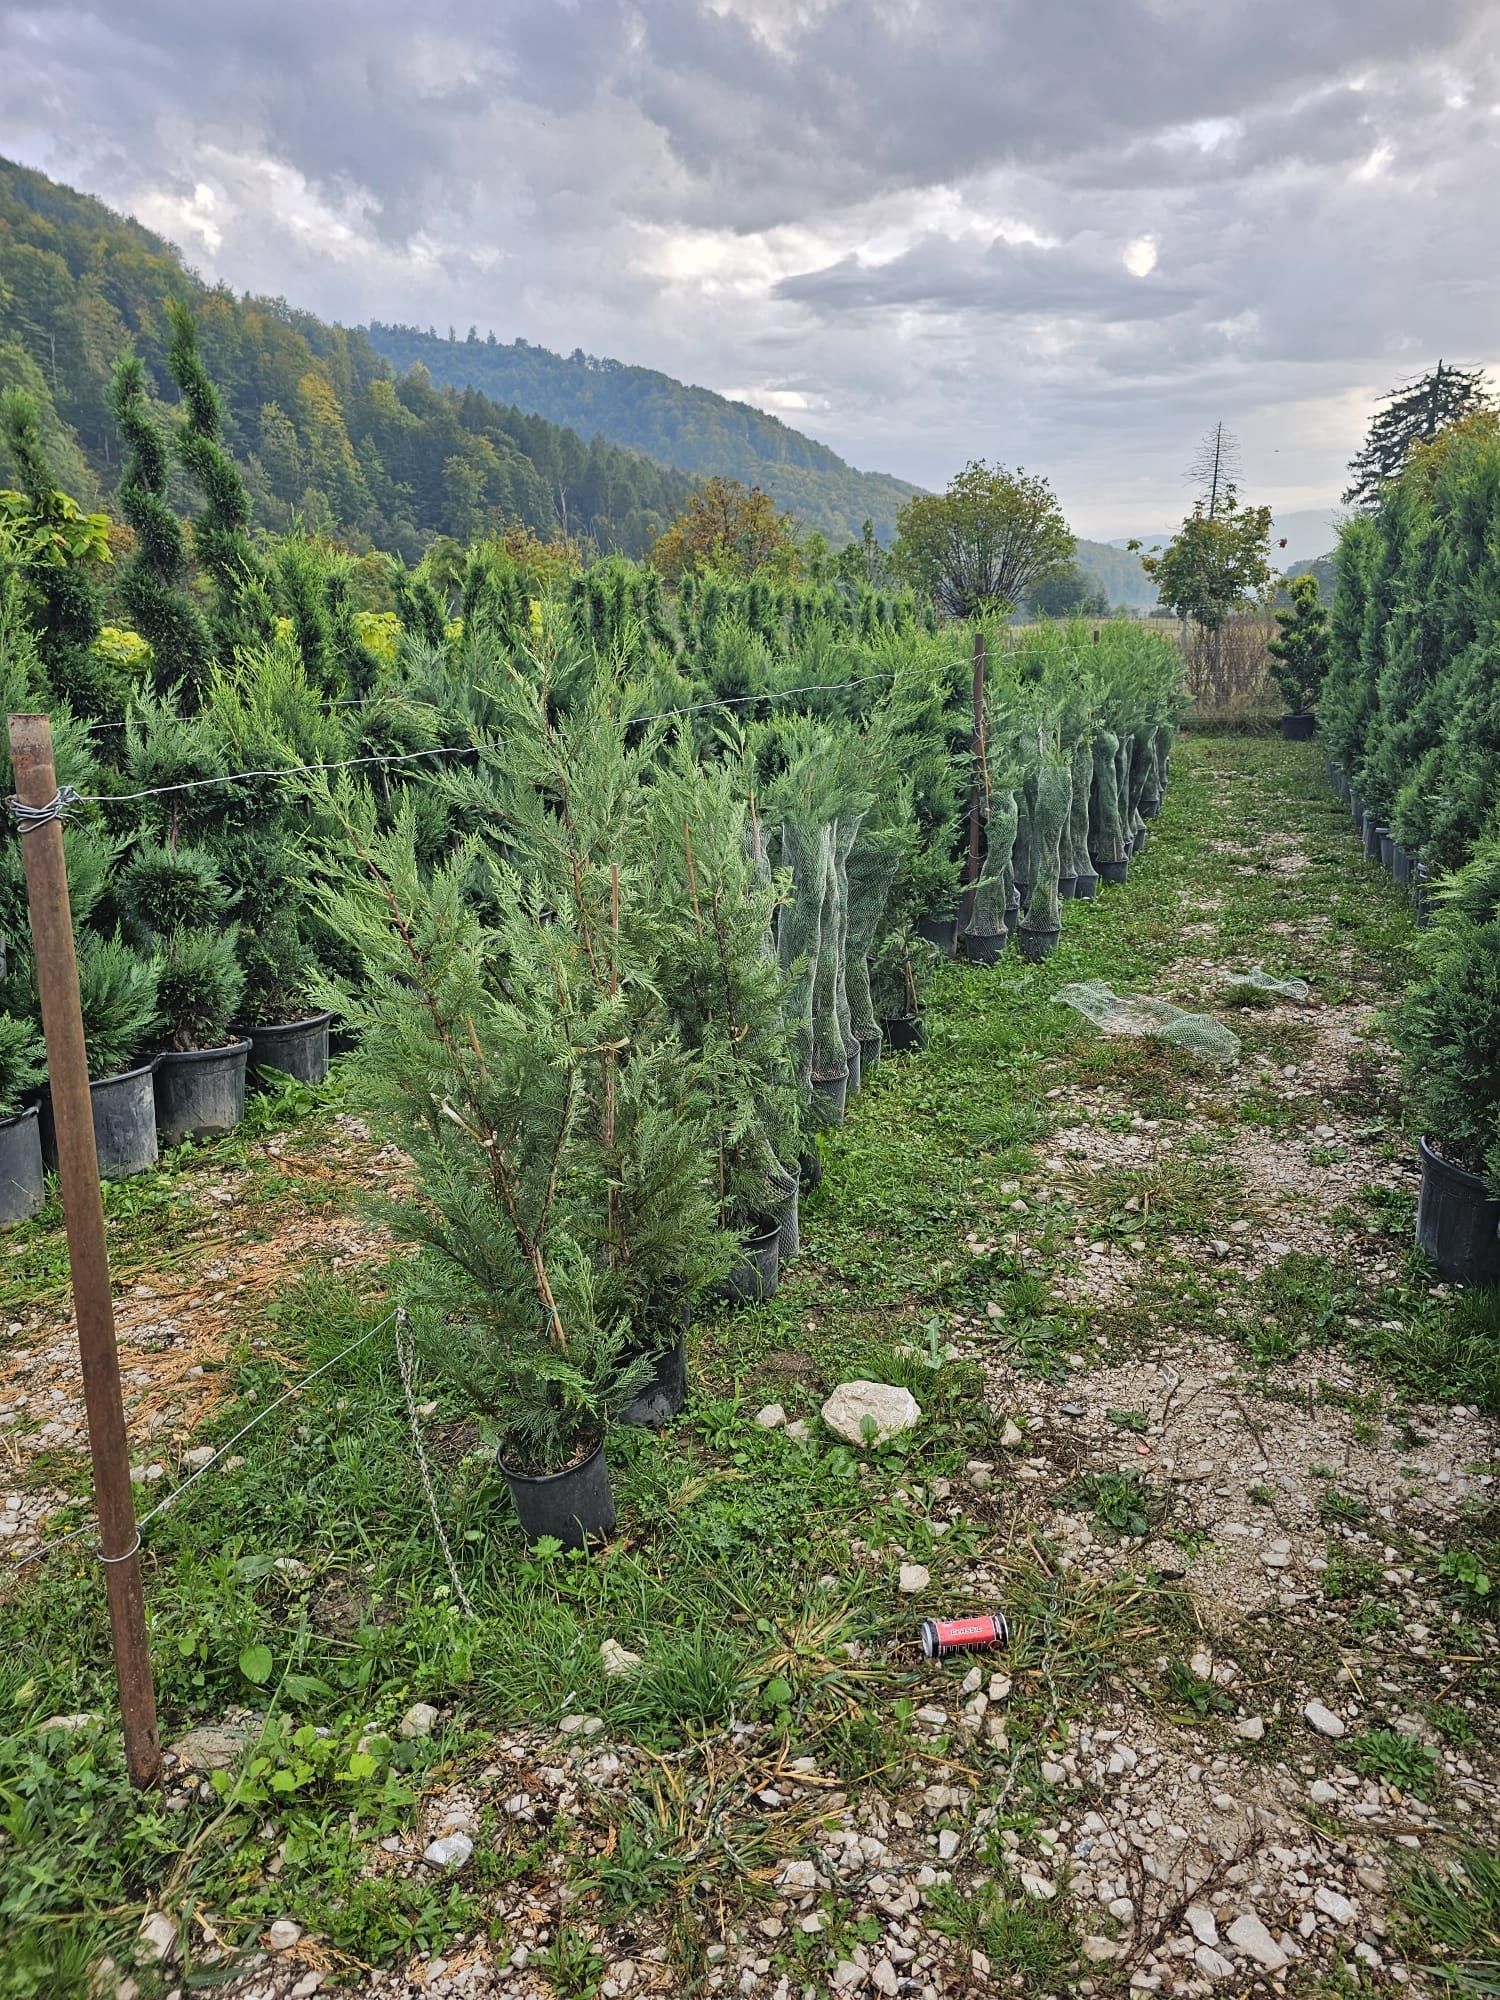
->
[0,0,1497,532]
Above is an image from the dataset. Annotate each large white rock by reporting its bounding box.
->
[1227,1913,1289,1971]
[1314,1885,1357,1926]
[423,1832,473,1869]
[600,1639,643,1677]
[820,1381,921,1447]
[898,1564,930,1595]
[1304,1700,1346,1739]
[399,1702,439,1740]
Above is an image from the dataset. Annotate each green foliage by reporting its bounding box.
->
[75,932,159,1076]
[0,1011,44,1119]
[1345,361,1494,508]
[1138,490,1272,632]
[1347,1727,1441,1797]
[1392,914,1500,1177]
[894,460,1074,618]
[1268,572,1332,712]
[109,352,211,700]
[154,926,244,1051]
[116,841,226,939]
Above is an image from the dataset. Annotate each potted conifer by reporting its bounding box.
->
[1270,574,1331,741]
[117,843,251,1143]
[319,810,662,1549]
[1394,914,1500,1286]
[0,1012,46,1224]
[1018,752,1072,962]
[871,920,932,1051]
[40,933,162,1180]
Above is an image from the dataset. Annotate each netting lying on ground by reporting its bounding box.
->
[1220,965,1311,1003]
[1056,979,1242,1065]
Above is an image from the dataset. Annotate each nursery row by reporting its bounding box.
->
[1318,408,1500,1286]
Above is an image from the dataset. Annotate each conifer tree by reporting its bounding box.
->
[165,298,276,662]
[1344,362,1493,509]
[110,352,212,700]
[1267,573,1332,713]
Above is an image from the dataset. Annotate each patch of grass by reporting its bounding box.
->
[1072,1470,1153,1539]
[1351,1286,1500,1414]
[1396,1845,1500,1993]
[1347,1727,1441,1798]
[926,1866,1079,1986]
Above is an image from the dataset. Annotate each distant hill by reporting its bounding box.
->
[365,324,920,546]
[0,157,695,560]
[1069,538,1158,612]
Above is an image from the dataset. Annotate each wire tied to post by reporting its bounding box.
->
[7,785,79,834]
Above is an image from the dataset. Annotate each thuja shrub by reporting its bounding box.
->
[1393,915,1500,1178]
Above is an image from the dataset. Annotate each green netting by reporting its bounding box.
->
[846,829,904,1038]
[1115,734,1135,849]
[965,786,1017,938]
[777,814,830,1095]
[1090,725,1126,867]
[1221,965,1311,1003]
[811,819,848,1082]
[1127,729,1154,842]
[1022,760,1071,935]
[830,811,866,1068]
[1056,980,1241,1065]
[1066,736,1097,888]
[1012,775,1035,900]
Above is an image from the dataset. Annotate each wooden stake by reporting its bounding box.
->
[7,714,160,1788]
[965,628,987,927]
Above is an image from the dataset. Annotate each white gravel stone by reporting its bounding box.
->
[399,1702,438,1739]
[138,1913,177,1963]
[1194,1946,1235,1980]
[267,1919,302,1951]
[1234,1716,1266,1741]
[423,1832,473,1869]
[820,1381,921,1447]
[1304,1700,1346,1739]
[755,1404,787,1430]
[1226,1913,1288,1971]
[898,1564,930,1595]
[1315,1886,1357,1926]
[1186,1906,1219,1946]
[601,1639,643,1677]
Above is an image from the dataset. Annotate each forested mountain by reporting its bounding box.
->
[0,158,695,558]
[1067,538,1158,612]
[366,323,921,545]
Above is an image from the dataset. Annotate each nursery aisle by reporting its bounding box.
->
[3,738,1497,2000]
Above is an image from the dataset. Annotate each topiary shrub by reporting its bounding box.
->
[1269,573,1332,714]
[154,928,244,1052]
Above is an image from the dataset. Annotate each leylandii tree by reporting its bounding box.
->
[314,794,656,1474]
[111,353,212,700]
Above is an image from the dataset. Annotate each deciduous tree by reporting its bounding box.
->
[652,477,797,582]
[893,461,1073,619]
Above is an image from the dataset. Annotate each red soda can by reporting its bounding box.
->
[920,1612,1010,1660]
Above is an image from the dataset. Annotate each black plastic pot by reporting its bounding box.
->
[1132,827,1148,855]
[856,1030,882,1079]
[1416,1137,1500,1287]
[716,1221,781,1304]
[0,1105,45,1227]
[963,929,1006,966]
[623,1308,691,1429]
[916,913,957,958]
[813,1072,847,1123]
[845,1038,862,1099]
[1350,791,1364,829]
[500,1439,615,1550]
[154,1039,252,1146]
[1413,861,1434,929]
[1003,898,1021,934]
[1140,796,1162,822]
[1057,875,1078,900]
[41,1060,159,1181]
[1280,711,1317,741]
[798,1146,824,1192]
[249,1011,334,1086]
[1360,814,1382,862]
[880,1015,927,1053]
[1099,858,1130,886]
[1392,842,1412,887]
[1017,926,1061,963]
[1378,830,1396,873]
[1073,871,1100,901]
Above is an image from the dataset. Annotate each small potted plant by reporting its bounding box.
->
[1018,752,1072,963]
[39,933,162,1180]
[0,1011,46,1224]
[1393,913,1500,1286]
[1270,573,1330,741]
[871,919,933,1052]
[117,842,250,1144]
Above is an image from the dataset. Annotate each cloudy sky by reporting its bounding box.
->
[1,0,1496,538]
